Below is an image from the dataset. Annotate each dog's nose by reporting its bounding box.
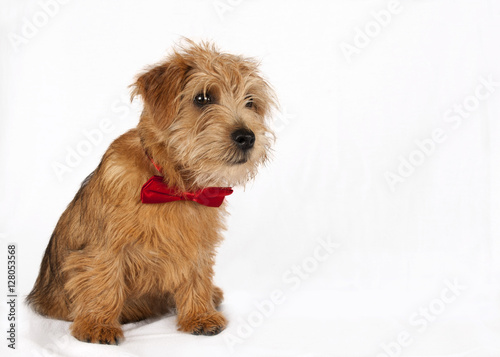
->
[231,129,255,151]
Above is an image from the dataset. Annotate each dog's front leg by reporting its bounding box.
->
[65,252,125,344]
[174,272,227,336]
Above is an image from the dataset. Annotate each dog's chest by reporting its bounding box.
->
[125,201,225,290]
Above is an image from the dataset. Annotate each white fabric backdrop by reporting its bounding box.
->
[1,0,500,356]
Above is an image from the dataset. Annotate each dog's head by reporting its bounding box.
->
[132,41,276,189]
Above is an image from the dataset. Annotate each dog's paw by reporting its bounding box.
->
[71,321,124,345]
[212,286,224,308]
[179,311,227,336]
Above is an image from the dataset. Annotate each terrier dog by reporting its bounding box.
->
[27,41,275,344]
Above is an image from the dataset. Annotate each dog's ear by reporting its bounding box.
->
[131,55,189,128]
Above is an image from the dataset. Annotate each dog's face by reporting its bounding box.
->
[133,42,275,188]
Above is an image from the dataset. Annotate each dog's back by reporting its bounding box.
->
[27,165,99,320]
[27,232,71,320]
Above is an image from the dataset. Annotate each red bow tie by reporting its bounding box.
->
[141,175,233,207]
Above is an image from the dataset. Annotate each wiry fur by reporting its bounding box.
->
[27,40,275,344]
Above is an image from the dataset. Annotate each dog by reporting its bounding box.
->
[27,40,275,344]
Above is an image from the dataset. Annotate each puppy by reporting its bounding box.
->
[27,40,275,344]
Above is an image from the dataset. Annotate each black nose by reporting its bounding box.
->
[231,128,255,151]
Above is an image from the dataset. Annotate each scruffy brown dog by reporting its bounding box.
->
[27,41,275,344]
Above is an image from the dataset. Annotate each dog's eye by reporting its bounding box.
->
[194,93,212,107]
[245,97,254,108]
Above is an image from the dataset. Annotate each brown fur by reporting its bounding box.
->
[27,40,275,344]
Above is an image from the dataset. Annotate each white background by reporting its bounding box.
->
[2,0,500,356]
